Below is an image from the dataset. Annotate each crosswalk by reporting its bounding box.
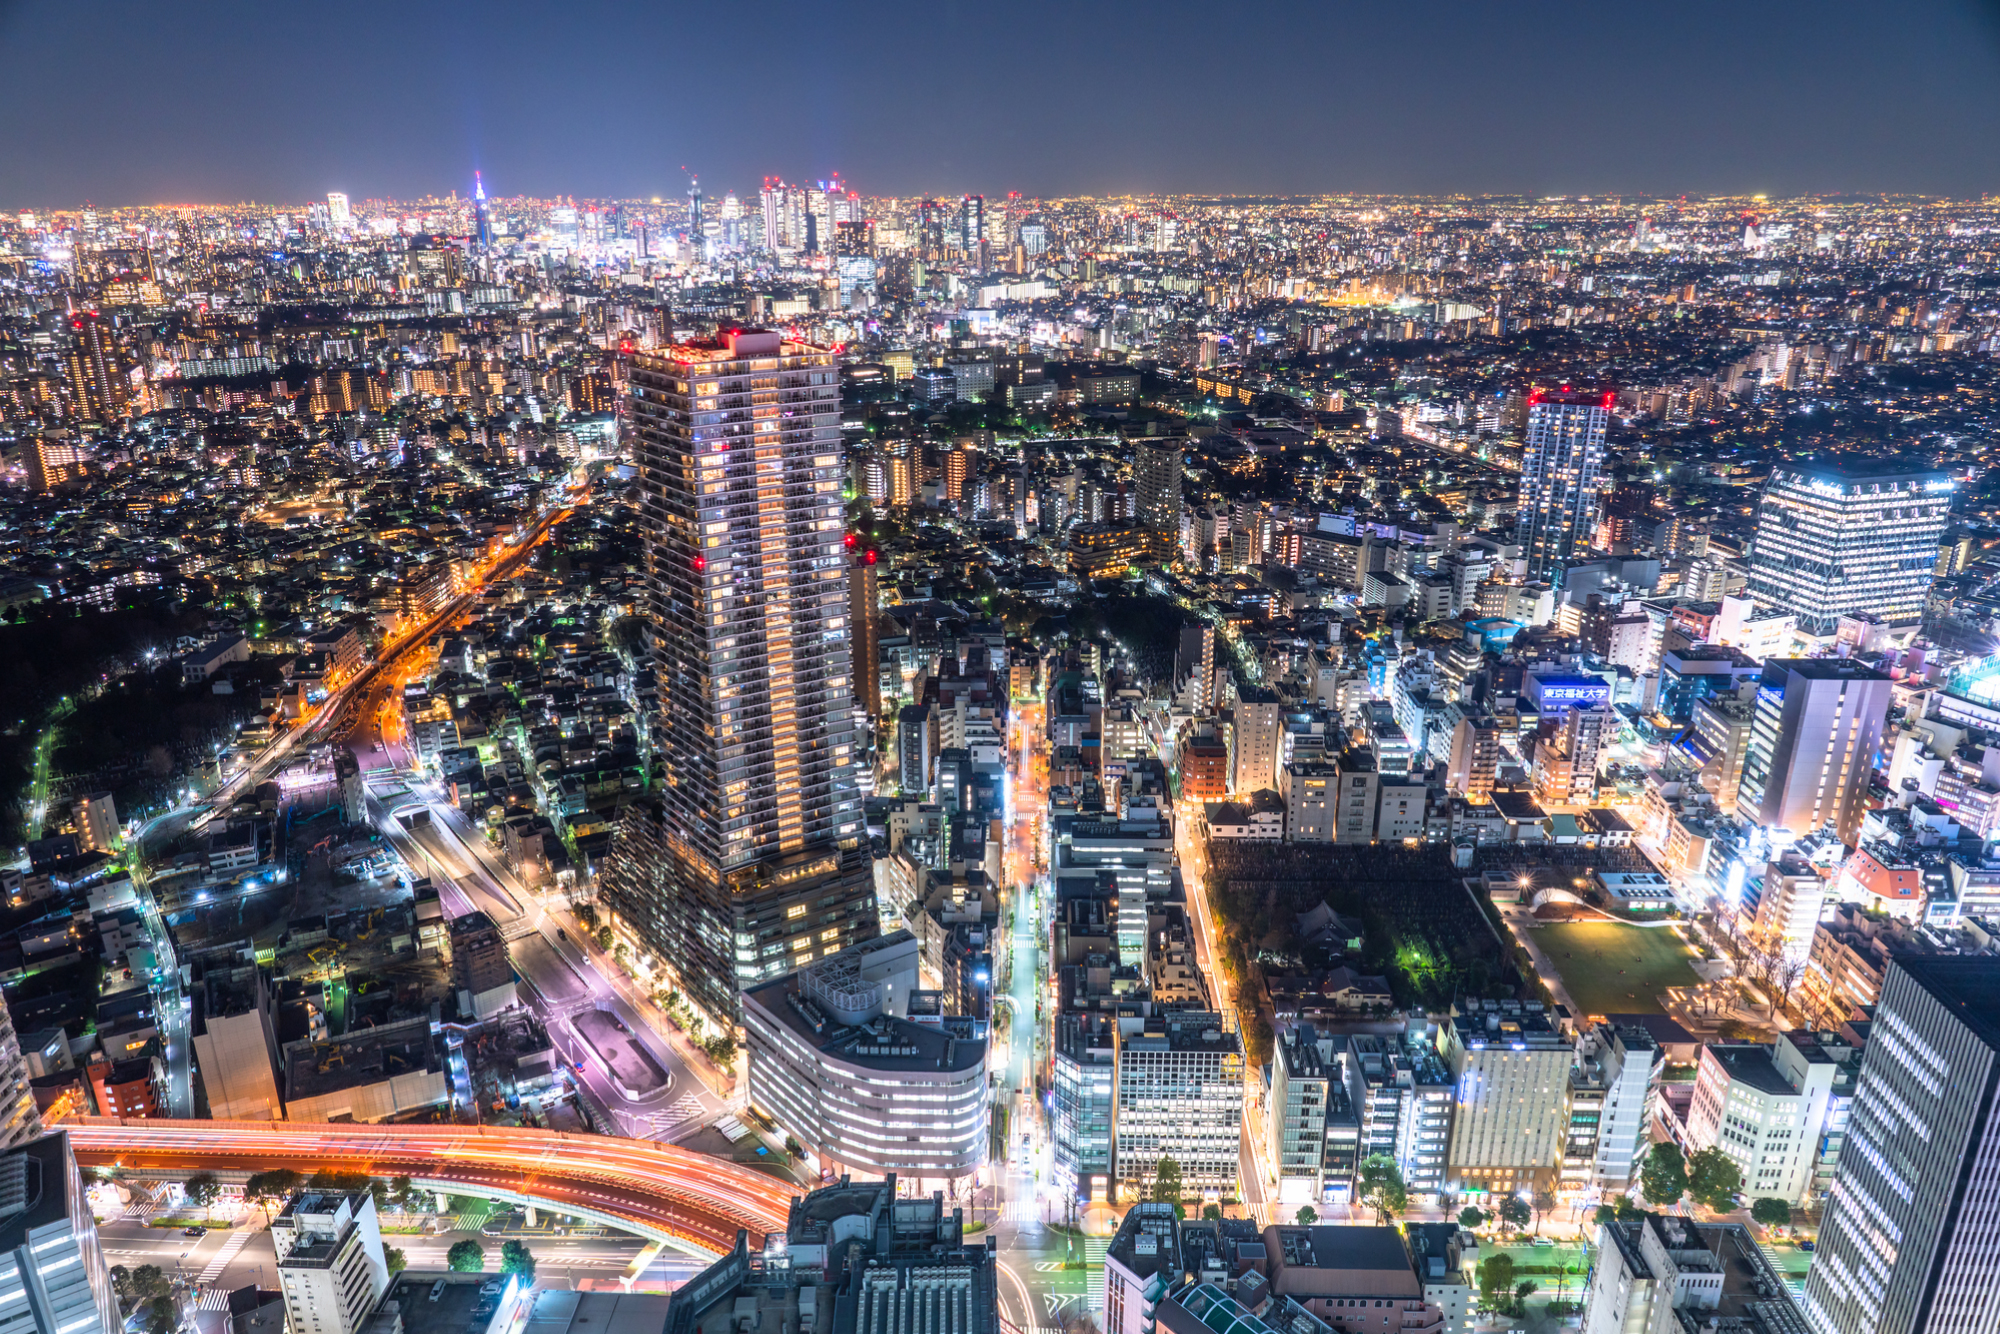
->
[1756,1239,1804,1294]
[1083,1238,1109,1314]
[195,1289,234,1311]
[449,1212,493,1231]
[198,1229,255,1285]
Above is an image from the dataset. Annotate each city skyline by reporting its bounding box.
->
[3,0,2000,204]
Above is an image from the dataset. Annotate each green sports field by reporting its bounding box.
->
[1536,920,1701,1017]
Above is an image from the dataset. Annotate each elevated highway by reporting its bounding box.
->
[68,1117,792,1256]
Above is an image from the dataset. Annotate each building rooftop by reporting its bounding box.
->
[1892,955,2000,1052]
[0,1133,78,1248]
[1701,1045,1798,1098]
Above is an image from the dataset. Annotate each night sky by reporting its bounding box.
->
[3,0,1998,206]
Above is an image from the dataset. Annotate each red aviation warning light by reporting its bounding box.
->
[692,555,707,573]
[864,549,878,565]
[843,532,858,550]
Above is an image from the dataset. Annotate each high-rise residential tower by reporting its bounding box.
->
[1737,658,1892,847]
[1515,386,1610,584]
[1133,437,1183,533]
[62,313,124,423]
[1745,461,1952,636]
[1801,957,2000,1334]
[603,329,875,1028]
[0,1002,42,1154]
[848,542,881,720]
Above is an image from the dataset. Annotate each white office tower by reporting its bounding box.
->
[274,1191,391,1334]
[1514,387,1610,584]
[0,1133,119,1334]
[325,192,351,228]
[1114,1011,1243,1198]
[1575,1023,1662,1191]
[1738,659,1892,848]
[1802,957,2000,1334]
[1745,462,1952,637]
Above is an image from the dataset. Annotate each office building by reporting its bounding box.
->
[1802,958,2000,1334]
[325,192,351,228]
[1345,1034,1454,1198]
[1573,1023,1661,1191]
[742,931,987,1181]
[604,329,873,1027]
[1585,1216,1808,1334]
[1684,1031,1861,1206]
[0,1132,118,1334]
[1745,462,1952,636]
[1134,438,1184,533]
[1115,1011,1243,1198]
[1440,1007,1571,1195]
[666,1177,994,1334]
[1515,387,1610,583]
[1737,659,1892,847]
[1271,1026,1363,1205]
[1053,1013,1117,1203]
[274,1191,391,1334]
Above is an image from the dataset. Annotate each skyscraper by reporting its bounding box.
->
[603,329,875,1028]
[959,194,984,253]
[0,1132,119,1334]
[1737,658,1891,846]
[1133,437,1183,533]
[1514,386,1610,584]
[1745,461,1953,636]
[325,191,351,228]
[472,171,493,249]
[1801,957,2000,1334]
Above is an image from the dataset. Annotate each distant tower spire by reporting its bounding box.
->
[473,170,493,249]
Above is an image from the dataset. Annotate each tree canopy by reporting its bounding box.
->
[1640,1142,1688,1208]
[447,1239,486,1272]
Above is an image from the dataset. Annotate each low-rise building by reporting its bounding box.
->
[1583,1217,1807,1334]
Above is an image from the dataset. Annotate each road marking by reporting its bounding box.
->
[198,1229,255,1284]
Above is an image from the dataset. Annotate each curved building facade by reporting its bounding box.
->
[743,932,988,1179]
